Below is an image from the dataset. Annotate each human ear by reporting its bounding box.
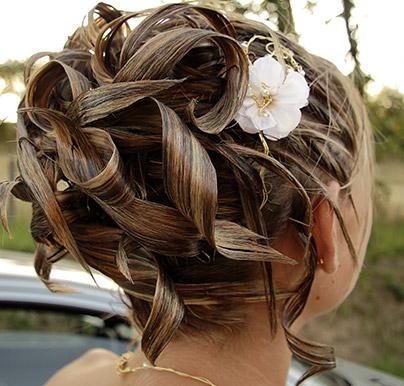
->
[311,181,341,274]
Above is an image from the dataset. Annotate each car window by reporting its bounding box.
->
[1,308,96,334]
[0,307,133,386]
[0,307,133,339]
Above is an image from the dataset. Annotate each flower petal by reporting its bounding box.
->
[249,66,262,88]
[265,105,301,139]
[245,101,260,117]
[250,55,284,91]
[241,96,256,110]
[276,70,310,108]
[235,111,260,134]
[251,111,277,133]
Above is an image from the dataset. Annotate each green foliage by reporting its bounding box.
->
[366,219,404,261]
[339,0,370,95]
[0,121,16,142]
[304,1,317,13]
[371,357,404,379]
[366,88,404,160]
[0,60,24,95]
[196,0,298,37]
[263,0,297,37]
[0,217,35,253]
[381,272,404,302]
[0,60,24,79]
[358,218,404,301]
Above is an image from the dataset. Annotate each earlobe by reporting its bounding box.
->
[312,182,341,274]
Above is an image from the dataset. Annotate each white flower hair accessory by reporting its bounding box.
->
[234,35,310,209]
[235,36,310,141]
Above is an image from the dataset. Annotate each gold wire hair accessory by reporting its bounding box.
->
[116,351,219,386]
[258,131,271,209]
[242,34,305,75]
[235,34,310,209]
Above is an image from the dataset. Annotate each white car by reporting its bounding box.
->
[1,249,403,386]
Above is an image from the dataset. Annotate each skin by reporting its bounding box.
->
[44,162,373,386]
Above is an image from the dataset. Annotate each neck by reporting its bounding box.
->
[132,302,293,386]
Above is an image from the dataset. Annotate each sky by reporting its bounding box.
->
[0,0,403,122]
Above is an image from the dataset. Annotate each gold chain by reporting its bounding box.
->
[116,351,219,386]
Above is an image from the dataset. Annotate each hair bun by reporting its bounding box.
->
[0,2,372,381]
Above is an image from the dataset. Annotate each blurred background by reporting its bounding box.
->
[0,0,403,379]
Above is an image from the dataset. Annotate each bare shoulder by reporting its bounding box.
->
[44,348,122,386]
[80,348,120,362]
[44,348,199,386]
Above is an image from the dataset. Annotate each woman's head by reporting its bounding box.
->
[0,2,374,382]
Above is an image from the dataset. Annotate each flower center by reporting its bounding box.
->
[251,82,274,116]
[254,93,273,114]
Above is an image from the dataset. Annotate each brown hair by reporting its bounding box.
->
[0,2,373,384]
